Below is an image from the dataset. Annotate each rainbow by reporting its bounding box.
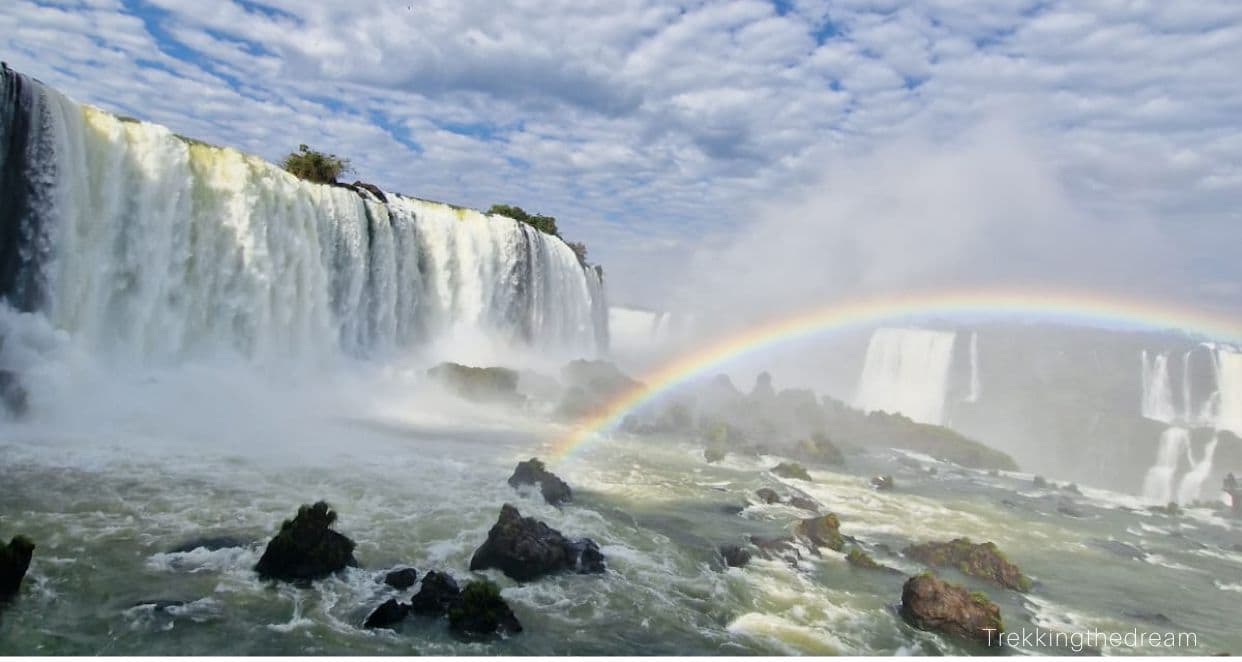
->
[548,288,1242,460]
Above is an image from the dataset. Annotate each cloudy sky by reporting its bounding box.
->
[3,0,1240,313]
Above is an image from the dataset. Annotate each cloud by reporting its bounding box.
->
[0,0,1239,311]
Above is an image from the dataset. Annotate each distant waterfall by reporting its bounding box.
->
[1142,427,1189,504]
[965,331,981,403]
[1216,348,1242,436]
[0,66,606,366]
[854,327,956,425]
[1176,436,1218,505]
[1140,351,1177,423]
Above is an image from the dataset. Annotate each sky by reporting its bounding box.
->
[3,0,1240,315]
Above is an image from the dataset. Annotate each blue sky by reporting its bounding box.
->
[2,0,1240,313]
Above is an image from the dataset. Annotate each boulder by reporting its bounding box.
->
[719,544,752,568]
[383,567,419,590]
[469,504,605,581]
[870,475,895,491]
[900,574,1004,647]
[364,598,409,629]
[903,538,1030,591]
[755,488,781,504]
[795,513,844,551]
[787,495,820,512]
[1061,483,1082,496]
[749,535,802,565]
[771,462,812,481]
[845,547,900,573]
[410,570,461,615]
[168,536,249,554]
[507,458,572,506]
[448,579,522,638]
[1032,475,1049,489]
[0,535,35,600]
[795,433,844,466]
[351,180,388,203]
[703,446,725,464]
[427,363,522,404]
[254,501,357,582]
[1056,501,1085,518]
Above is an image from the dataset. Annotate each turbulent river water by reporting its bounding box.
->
[1,367,1239,656]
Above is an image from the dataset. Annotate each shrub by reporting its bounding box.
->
[488,204,560,237]
[282,144,352,184]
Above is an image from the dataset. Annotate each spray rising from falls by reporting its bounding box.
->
[0,67,606,370]
[853,327,956,425]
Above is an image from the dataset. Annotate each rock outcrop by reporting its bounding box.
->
[771,462,812,481]
[755,488,781,504]
[410,570,461,615]
[0,535,34,601]
[469,504,605,581]
[903,538,1030,591]
[794,513,844,551]
[254,502,357,582]
[427,363,523,404]
[508,458,572,506]
[719,544,752,568]
[900,573,1003,646]
[383,567,419,590]
[448,579,522,638]
[364,598,410,629]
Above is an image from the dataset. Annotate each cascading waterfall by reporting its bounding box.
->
[965,331,981,403]
[1215,347,1242,436]
[1175,435,1219,505]
[854,327,956,425]
[0,66,606,369]
[1142,427,1189,504]
[1140,350,1177,423]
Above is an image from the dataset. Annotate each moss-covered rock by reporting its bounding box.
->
[771,462,812,481]
[448,579,522,638]
[0,535,34,600]
[427,363,522,404]
[507,458,572,506]
[903,538,1030,592]
[900,573,1003,646]
[795,513,844,551]
[845,547,880,569]
[254,501,357,582]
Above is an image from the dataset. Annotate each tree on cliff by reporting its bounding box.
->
[487,204,560,238]
[282,144,353,184]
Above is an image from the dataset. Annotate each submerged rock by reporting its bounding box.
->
[507,458,572,506]
[870,475,895,491]
[364,598,410,629]
[168,536,249,554]
[1056,501,1085,518]
[0,536,35,600]
[900,573,1004,646]
[1033,475,1049,489]
[410,570,461,616]
[795,513,845,551]
[448,579,522,638]
[254,501,357,582]
[749,535,803,564]
[383,567,419,590]
[703,446,726,464]
[719,544,752,568]
[1089,538,1146,560]
[904,538,1030,592]
[427,363,523,404]
[771,462,812,481]
[469,504,605,581]
[787,495,820,512]
[755,488,781,504]
[1149,502,1182,517]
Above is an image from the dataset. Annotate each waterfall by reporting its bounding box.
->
[1142,427,1189,504]
[1140,350,1177,423]
[1175,436,1219,504]
[965,331,980,403]
[854,327,956,425]
[0,67,606,367]
[1215,347,1242,436]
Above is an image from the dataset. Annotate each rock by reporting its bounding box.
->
[1149,502,1182,517]
[383,567,419,590]
[899,573,1004,646]
[0,535,34,601]
[903,538,1030,592]
[787,495,820,512]
[0,370,28,418]
[507,458,572,506]
[469,504,605,581]
[1089,539,1146,560]
[795,513,844,551]
[771,462,812,481]
[755,488,781,504]
[1056,501,1085,518]
[845,547,879,569]
[410,570,461,615]
[254,501,357,582]
[351,180,388,203]
[168,536,249,554]
[749,535,802,564]
[561,359,641,399]
[795,433,844,466]
[1061,483,1082,496]
[427,363,523,404]
[1223,474,1240,517]
[703,446,725,463]
[130,599,187,611]
[1033,475,1049,489]
[364,598,410,629]
[448,579,522,638]
[719,544,752,568]
[871,475,895,491]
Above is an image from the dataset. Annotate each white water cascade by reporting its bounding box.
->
[0,67,607,369]
[965,331,981,403]
[854,327,956,425]
[1140,351,1178,423]
[1142,427,1190,504]
[1215,347,1242,436]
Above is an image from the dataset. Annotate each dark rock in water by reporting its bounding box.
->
[0,370,28,418]
[130,599,186,612]
[1033,475,1049,489]
[1061,483,1082,496]
[1223,474,1240,517]
[795,513,844,551]
[0,535,35,600]
[755,488,781,504]
[1000,499,1021,510]
[904,538,1030,591]
[469,504,605,581]
[719,504,745,516]
[870,475,895,491]
[794,433,844,466]
[383,567,419,590]
[254,501,357,582]
[749,535,802,564]
[168,536,249,554]
[900,574,1004,646]
[364,598,410,629]
[448,579,522,638]
[427,363,523,404]
[771,462,812,481]
[703,446,725,464]
[787,495,820,512]
[351,180,388,203]
[410,570,461,616]
[1149,502,1182,517]
[1056,501,1085,518]
[1089,538,1146,560]
[719,544,752,568]
[508,458,572,506]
